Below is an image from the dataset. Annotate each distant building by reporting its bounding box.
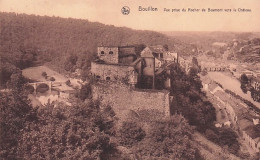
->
[212,42,227,47]
[164,52,178,63]
[213,90,248,125]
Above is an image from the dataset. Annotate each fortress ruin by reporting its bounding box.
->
[91,45,178,118]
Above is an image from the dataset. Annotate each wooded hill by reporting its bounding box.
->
[0,12,194,72]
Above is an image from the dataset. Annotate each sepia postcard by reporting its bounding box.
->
[0,0,260,159]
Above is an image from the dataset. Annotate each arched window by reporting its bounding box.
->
[100,51,105,55]
[109,51,113,54]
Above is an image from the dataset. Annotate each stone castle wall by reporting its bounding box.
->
[92,82,170,118]
[91,62,135,81]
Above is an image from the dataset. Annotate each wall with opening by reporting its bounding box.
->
[91,62,134,81]
[97,47,119,64]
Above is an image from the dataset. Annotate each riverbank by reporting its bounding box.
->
[207,72,260,109]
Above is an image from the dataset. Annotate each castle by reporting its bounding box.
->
[91,45,178,118]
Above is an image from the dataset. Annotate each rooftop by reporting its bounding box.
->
[244,124,260,139]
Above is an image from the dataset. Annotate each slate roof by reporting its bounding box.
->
[118,46,136,57]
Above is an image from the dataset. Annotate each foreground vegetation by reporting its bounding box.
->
[0,89,202,159]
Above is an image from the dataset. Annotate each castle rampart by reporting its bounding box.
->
[92,81,171,118]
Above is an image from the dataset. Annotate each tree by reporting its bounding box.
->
[42,72,47,79]
[192,57,199,67]
[189,66,200,78]
[205,127,240,155]
[240,74,249,85]
[133,115,198,159]
[240,74,250,94]
[119,121,146,146]
[163,44,169,51]
[0,92,35,159]
[0,62,18,88]
[241,84,248,94]
[201,68,208,76]
[49,77,55,81]
[77,83,92,101]
[64,55,78,72]
[169,63,216,132]
[17,102,117,159]
[251,88,260,102]
[6,70,25,93]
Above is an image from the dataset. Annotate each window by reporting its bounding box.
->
[160,53,163,58]
[96,75,101,79]
[109,51,113,54]
[106,77,111,80]
[100,51,105,55]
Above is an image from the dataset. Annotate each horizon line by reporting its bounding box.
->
[1,11,260,33]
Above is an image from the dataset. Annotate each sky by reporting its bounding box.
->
[0,0,260,32]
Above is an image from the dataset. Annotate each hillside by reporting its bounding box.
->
[228,38,260,63]
[0,12,194,71]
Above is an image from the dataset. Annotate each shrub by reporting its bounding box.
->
[25,85,34,94]
[76,84,91,101]
[49,77,55,81]
[119,121,146,146]
[65,80,71,86]
[41,72,47,79]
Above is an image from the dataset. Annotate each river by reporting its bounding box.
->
[207,72,260,109]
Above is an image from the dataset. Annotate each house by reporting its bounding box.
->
[214,90,248,125]
[208,82,223,94]
[178,57,192,73]
[163,52,178,63]
[242,124,260,152]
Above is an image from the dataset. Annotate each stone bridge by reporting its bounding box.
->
[204,66,226,72]
[28,81,63,95]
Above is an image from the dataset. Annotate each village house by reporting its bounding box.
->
[210,86,260,152]
[240,119,260,153]
[163,52,178,63]
[178,57,192,73]
[214,90,250,125]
